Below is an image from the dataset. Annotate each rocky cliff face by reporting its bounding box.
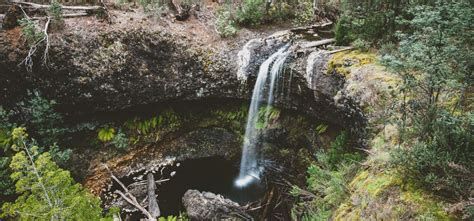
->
[0,22,364,131]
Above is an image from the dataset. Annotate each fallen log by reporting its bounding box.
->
[32,12,89,20]
[12,1,103,12]
[147,173,160,219]
[299,38,335,49]
[290,22,333,34]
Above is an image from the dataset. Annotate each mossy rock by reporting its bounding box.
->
[327,51,377,77]
[335,170,453,220]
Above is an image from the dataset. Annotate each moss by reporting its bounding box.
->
[334,203,361,221]
[326,51,377,76]
[351,170,401,197]
[349,170,369,190]
[400,184,452,220]
[340,168,453,220]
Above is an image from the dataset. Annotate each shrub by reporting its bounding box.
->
[267,1,292,22]
[236,0,265,26]
[111,130,129,149]
[334,15,354,45]
[291,131,363,219]
[390,112,473,199]
[215,5,238,38]
[18,91,66,147]
[139,0,168,15]
[48,1,63,24]
[378,42,397,55]
[352,38,370,52]
[292,0,314,26]
[18,18,44,46]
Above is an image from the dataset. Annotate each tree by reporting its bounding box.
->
[383,0,473,208]
[338,0,413,44]
[1,128,104,220]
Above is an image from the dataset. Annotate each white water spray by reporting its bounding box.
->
[235,44,291,188]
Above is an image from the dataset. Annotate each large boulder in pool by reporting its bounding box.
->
[182,189,250,220]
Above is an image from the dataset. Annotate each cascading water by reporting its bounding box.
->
[235,44,291,188]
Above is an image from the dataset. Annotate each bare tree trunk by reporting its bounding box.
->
[147,173,160,219]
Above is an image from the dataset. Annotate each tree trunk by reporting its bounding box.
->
[147,173,160,219]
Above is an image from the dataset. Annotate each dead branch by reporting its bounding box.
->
[12,1,102,12]
[326,47,354,54]
[127,178,170,188]
[42,17,50,66]
[102,164,156,221]
[32,12,89,20]
[18,8,51,72]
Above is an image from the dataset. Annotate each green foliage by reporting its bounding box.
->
[163,110,181,129]
[236,0,265,26]
[18,91,66,147]
[123,110,180,144]
[18,18,44,46]
[215,5,238,38]
[48,1,63,23]
[256,106,280,129]
[352,38,370,52]
[0,157,15,197]
[390,112,473,198]
[380,0,473,217]
[315,124,328,134]
[0,107,16,150]
[213,105,247,123]
[326,131,362,169]
[137,116,163,135]
[334,15,354,45]
[1,128,103,220]
[98,126,116,142]
[266,1,292,22]
[0,94,72,205]
[139,0,168,14]
[111,129,129,149]
[339,0,410,44]
[292,0,314,26]
[292,131,363,219]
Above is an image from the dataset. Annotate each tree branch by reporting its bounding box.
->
[102,164,156,221]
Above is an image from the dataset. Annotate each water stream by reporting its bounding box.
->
[235,44,291,188]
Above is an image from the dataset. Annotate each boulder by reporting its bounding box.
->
[182,190,250,220]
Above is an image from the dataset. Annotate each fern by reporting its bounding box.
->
[98,127,115,142]
[316,124,328,134]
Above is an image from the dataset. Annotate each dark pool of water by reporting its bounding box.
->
[109,157,266,218]
[158,157,265,216]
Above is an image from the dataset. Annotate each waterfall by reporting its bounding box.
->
[235,44,291,188]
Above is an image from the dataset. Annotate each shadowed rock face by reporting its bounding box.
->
[0,26,364,129]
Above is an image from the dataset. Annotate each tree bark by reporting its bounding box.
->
[147,173,160,219]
